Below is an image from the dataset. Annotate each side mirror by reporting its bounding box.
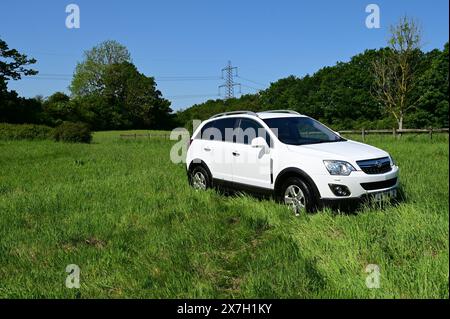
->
[251,137,269,152]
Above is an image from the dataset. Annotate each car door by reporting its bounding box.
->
[231,118,272,189]
[200,118,236,182]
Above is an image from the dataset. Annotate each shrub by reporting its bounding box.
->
[53,122,92,144]
[0,123,53,140]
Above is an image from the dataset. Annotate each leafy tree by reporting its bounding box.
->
[102,62,172,129]
[0,92,43,124]
[0,38,38,82]
[372,16,423,130]
[0,38,40,124]
[68,41,173,130]
[412,43,449,128]
[70,40,131,96]
[71,61,172,130]
[41,92,75,126]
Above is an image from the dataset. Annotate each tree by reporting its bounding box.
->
[372,16,423,130]
[412,43,449,128]
[1,37,38,101]
[41,92,74,126]
[0,38,38,83]
[0,38,40,124]
[101,62,172,129]
[70,40,131,96]
[72,61,172,130]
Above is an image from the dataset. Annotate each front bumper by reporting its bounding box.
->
[319,190,397,211]
[313,165,400,199]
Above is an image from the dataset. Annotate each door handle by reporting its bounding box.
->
[232,152,240,157]
[204,147,211,152]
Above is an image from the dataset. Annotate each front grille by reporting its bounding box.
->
[356,157,392,175]
[361,178,397,191]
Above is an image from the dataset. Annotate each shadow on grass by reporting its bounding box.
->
[211,184,408,216]
[332,184,408,215]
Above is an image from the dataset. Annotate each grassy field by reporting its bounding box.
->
[0,131,448,298]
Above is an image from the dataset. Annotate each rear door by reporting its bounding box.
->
[231,118,273,189]
[201,118,237,182]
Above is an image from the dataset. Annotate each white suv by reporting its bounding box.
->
[186,110,399,213]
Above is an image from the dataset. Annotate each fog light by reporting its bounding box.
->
[329,184,351,197]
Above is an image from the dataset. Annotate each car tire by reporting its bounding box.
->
[189,166,211,191]
[279,177,316,215]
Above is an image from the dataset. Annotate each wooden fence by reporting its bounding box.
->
[120,133,171,139]
[337,128,449,141]
[120,128,449,142]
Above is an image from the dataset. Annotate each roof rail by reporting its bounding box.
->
[260,109,300,115]
[209,111,258,119]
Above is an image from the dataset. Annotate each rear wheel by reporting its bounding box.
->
[189,166,211,190]
[280,177,315,215]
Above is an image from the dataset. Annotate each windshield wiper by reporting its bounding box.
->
[299,139,346,145]
[328,138,347,143]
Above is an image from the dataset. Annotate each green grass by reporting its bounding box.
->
[0,132,448,298]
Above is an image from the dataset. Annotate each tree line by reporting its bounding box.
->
[178,18,448,131]
[1,40,174,131]
[1,18,449,132]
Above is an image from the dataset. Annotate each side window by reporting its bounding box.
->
[201,121,218,141]
[201,118,236,142]
[237,118,272,146]
[216,118,237,142]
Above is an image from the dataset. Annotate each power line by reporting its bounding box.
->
[156,75,220,79]
[28,74,222,82]
[156,76,221,82]
[165,93,220,100]
[219,61,241,100]
[236,75,267,87]
[21,76,71,81]
[19,70,267,101]
[37,73,73,77]
[240,84,263,92]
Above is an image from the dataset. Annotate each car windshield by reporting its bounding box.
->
[263,117,346,146]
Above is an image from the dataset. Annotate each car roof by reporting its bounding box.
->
[197,111,309,134]
[207,110,308,121]
[256,112,307,119]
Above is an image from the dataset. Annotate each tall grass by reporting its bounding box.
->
[0,132,448,298]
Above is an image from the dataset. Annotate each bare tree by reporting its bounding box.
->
[372,16,422,130]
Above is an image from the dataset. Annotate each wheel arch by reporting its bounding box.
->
[274,167,321,202]
[188,159,213,181]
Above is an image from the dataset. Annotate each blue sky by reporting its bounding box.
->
[1,0,448,111]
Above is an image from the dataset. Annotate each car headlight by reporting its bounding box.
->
[323,160,356,176]
[389,155,396,166]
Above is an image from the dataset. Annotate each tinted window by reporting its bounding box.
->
[201,118,237,142]
[237,118,272,146]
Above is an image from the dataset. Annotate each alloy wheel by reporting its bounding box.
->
[284,184,305,216]
[192,171,207,190]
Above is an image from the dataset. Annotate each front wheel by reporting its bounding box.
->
[189,166,211,191]
[280,177,315,215]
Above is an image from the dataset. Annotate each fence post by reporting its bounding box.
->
[362,128,365,142]
[429,127,433,140]
[392,128,396,139]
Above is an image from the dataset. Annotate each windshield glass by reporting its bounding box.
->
[263,117,346,146]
